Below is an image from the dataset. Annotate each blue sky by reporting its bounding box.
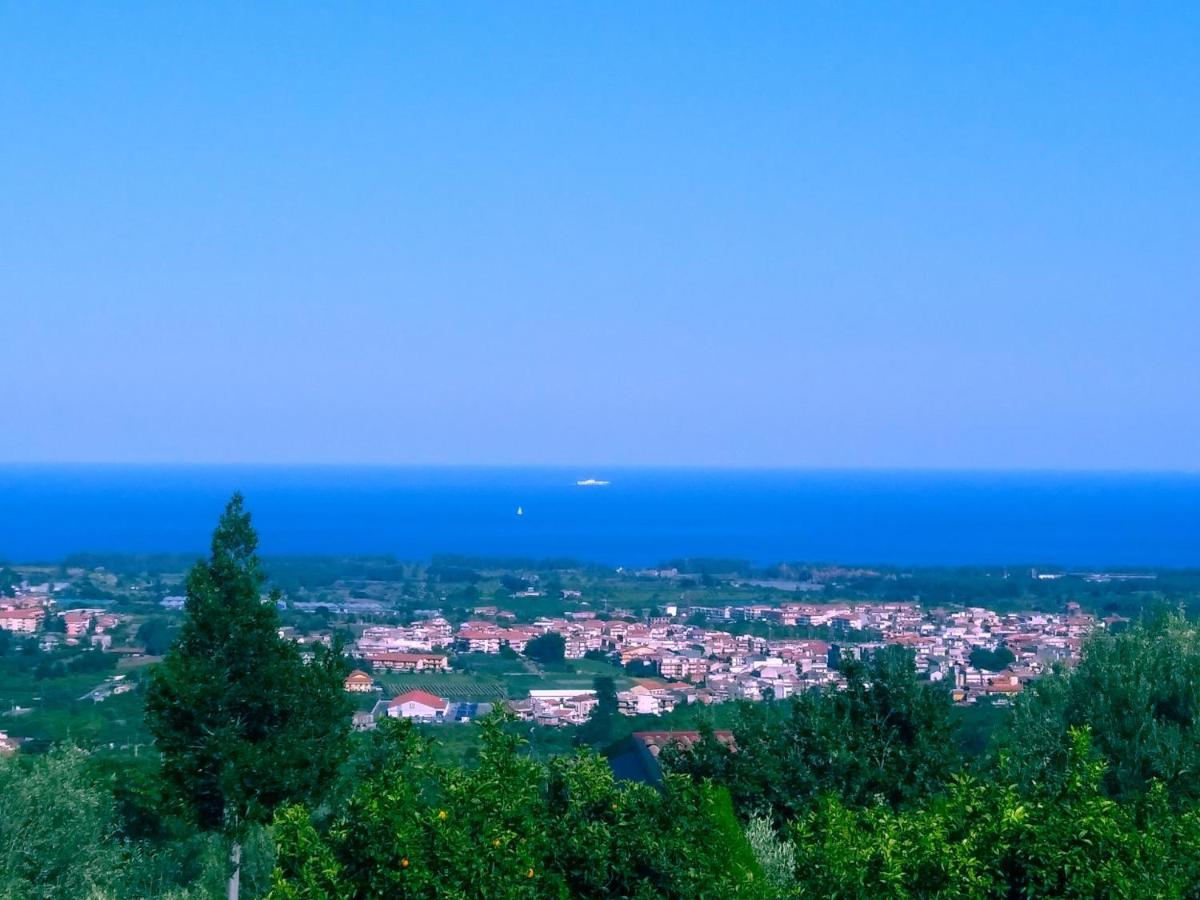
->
[2,3,1197,468]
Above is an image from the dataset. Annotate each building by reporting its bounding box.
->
[386,690,449,722]
[343,670,375,693]
[364,652,450,673]
[0,608,44,633]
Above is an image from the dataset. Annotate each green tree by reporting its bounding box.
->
[667,645,959,822]
[968,644,1015,672]
[0,747,127,898]
[789,729,1200,898]
[268,713,764,899]
[523,631,566,666]
[1003,612,1200,803]
[575,674,619,747]
[145,494,351,899]
[137,617,174,655]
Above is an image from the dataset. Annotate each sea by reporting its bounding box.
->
[0,466,1197,568]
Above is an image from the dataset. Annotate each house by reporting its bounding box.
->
[0,608,44,633]
[386,690,449,722]
[518,689,599,726]
[63,609,94,638]
[343,669,375,693]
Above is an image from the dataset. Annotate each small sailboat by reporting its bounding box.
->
[516,506,524,516]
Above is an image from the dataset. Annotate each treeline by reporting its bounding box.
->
[4,497,1200,897]
[664,610,1200,896]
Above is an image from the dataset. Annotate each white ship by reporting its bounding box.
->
[576,478,610,487]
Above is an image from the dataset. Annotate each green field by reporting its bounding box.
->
[376,673,508,701]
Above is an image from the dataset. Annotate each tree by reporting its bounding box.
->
[0,747,127,897]
[969,644,1015,672]
[788,729,1200,897]
[1003,611,1200,803]
[575,675,619,747]
[666,645,960,823]
[145,494,351,899]
[523,631,565,666]
[137,617,174,656]
[268,713,764,899]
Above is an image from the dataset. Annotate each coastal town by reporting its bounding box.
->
[0,560,1148,752]
[339,588,1115,730]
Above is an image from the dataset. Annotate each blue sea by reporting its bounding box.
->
[0,466,1197,568]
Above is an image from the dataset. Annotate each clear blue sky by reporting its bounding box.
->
[2,3,1197,468]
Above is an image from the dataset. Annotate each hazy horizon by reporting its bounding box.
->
[3,462,1200,475]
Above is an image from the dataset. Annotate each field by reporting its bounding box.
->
[376,673,508,701]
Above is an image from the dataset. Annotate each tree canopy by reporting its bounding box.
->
[666,645,960,822]
[523,631,566,666]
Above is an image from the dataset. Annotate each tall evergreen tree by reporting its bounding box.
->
[145,494,350,899]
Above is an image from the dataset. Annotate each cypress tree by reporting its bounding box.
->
[145,493,350,899]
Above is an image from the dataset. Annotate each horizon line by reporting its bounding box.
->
[0,461,1198,476]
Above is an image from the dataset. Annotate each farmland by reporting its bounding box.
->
[375,673,507,701]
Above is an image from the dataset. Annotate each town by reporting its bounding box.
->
[341,592,1113,729]
[0,557,1169,756]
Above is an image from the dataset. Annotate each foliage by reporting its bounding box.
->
[144,493,351,892]
[523,631,566,666]
[1003,612,1200,803]
[0,747,126,898]
[789,729,1200,898]
[575,674,619,747]
[744,815,796,891]
[137,616,175,655]
[269,713,766,899]
[666,645,959,822]
[967,644,1014,672]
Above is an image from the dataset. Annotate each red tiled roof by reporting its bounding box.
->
[389,690,448,710]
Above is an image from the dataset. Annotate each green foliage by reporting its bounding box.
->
[744,815,797,891]
[667,645,960,822]
[269,713,767,899]
[789,729,1200,898]
[137,616,175,655]
[1003,612,1200,803]
[575,675,619,747]
[0,747,126,898]
[967,644,1015,672]
[523,631,566,666]
[145,494,352,838]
